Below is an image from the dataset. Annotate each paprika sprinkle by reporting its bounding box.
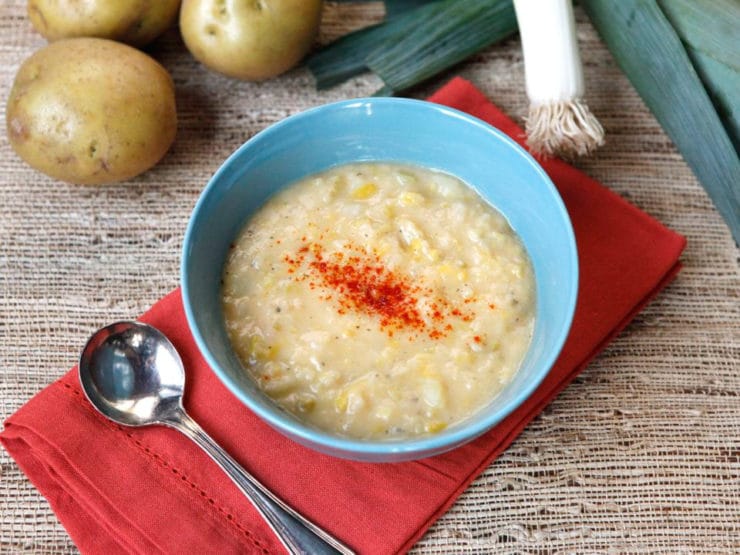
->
[284,240,474,340]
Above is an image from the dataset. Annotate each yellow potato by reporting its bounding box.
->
[28,0,181,46]
[180,0,323,81]
[6,38,177,185]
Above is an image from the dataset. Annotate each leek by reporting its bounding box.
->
[307,0,517,94]
[307,2,445,90]
[658,0,740,153]
[513,0,604,158]
[366,0,517,95]
[330,0,434,17]
[306,20,402,90]
[657,0,739,71]
[582,0,740,244]
[685,49,740,154]
[383,0,435,18]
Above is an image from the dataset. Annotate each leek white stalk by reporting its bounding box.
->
[513,0,605,158]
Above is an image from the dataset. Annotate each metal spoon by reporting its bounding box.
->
[79,321,354,555]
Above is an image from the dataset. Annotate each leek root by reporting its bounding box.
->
[513,0,605,158]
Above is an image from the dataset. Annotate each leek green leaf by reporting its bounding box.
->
[658,0,739,71]
[305,21,393,90]
[658,0,740,152]
[367,0,517,94]
[582,0,740,243]
[306,1,445,90]
[685,48,740,154]
[384,0,437,18]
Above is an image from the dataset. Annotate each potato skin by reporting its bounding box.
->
[28,0,181,46]
[180,0,323,81]
[6,38,177,185]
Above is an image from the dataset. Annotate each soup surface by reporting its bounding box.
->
[222,162,535,440]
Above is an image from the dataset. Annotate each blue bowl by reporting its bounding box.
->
[181,98,578,462]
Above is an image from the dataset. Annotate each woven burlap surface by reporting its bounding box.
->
[1,1,738,553]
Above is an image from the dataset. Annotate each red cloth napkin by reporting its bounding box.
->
[1,78,686,555]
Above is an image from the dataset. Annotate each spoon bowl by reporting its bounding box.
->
[79,321,185,426]
[78,321,353,555]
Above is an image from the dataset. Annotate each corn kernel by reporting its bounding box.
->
[408,237,438,261]
[399,192,424,206]
[437,263,455,275]
[425,421,447,434]
[335,391,348,411]
[375,404,393,421]
[351,182,378,200]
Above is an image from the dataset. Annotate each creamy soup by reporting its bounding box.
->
[222,163,535,440]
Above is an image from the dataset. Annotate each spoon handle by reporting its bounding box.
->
[168,410,354,555]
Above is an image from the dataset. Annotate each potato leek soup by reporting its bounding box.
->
[221,163,535,440]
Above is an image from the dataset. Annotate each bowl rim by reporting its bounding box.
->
[181,97,579,458]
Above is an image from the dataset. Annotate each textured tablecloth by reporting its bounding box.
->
[1,2,738,553]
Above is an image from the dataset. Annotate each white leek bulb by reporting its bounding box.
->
[513,0,605,158]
